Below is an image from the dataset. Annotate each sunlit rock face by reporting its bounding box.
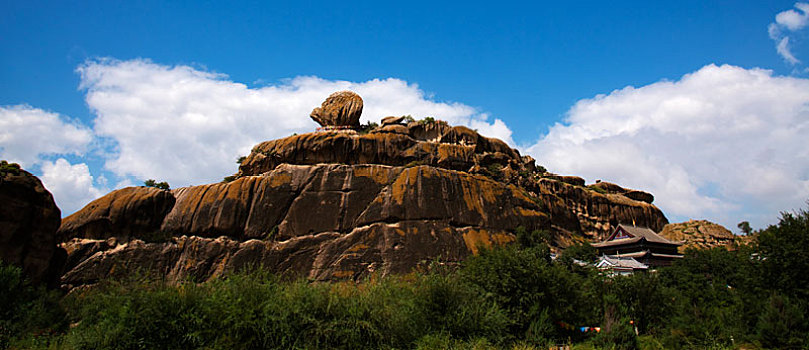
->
[309,90,364,128]
[56,92,668,289]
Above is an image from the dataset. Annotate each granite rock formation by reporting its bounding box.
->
[59,163,547,287]
[56,95,669,289]
[659,220,741,252]
[381,116,405,125]
[0,161,63,286]
[309,90,364,128]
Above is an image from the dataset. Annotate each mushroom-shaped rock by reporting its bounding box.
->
[310,91,364,128]
[381,116,405,126]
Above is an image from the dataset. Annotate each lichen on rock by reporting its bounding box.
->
[309,90,364,128]
[54,98,670,289]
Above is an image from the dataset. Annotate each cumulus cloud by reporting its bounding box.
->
[0,105,92,167]
[776,2,809,31]
[527,64,809,229]
[769,3,809,65]
[40,158,106,215]
[78,58,511,187]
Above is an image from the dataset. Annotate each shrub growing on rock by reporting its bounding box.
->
[143,179,170,190]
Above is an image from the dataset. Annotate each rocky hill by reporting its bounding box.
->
[659,220,742,252]
[55,91,669,289]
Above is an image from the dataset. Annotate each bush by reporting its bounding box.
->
[56,270,508,349]
[358,121,379,134]
[143,179,170,190]
[0,160,21,176]
[756,293,808,348]
[514,227,551,250]
[0,262,66,348]
[560,242,599,264]
[460,244,600,344]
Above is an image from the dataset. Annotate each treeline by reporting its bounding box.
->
[2,207,808,349]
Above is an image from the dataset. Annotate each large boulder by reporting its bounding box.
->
[0,161,62,285]
[309,90,364,128]
[59,186,175,241]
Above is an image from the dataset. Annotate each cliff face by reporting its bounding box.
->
[58,120,668,288]
[0,162,63,286]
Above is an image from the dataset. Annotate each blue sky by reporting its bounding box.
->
[2,1,809,231]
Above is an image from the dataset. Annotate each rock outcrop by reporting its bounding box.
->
[309,91,364,128]
[60,164,546,287]
[659,220,739,252]
[57,93,669,289]
[381,116,405,125]
[0,161,63,286]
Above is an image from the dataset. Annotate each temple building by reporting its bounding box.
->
[595,255,649,276]
[592,224,684,268]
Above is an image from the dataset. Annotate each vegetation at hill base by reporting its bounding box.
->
[3,205,809,349]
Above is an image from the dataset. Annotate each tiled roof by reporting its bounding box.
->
[619,225,680,244]
[614,250,651,258]
[596,255,648,270]
[592,225,683,247]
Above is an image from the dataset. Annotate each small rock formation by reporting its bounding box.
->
[0,161,63,286]
[310,90,364,128]
[659,220,739,252]
[381,116,405,126]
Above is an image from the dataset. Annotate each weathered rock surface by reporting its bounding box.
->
[0,162,63,285]
[59,164,545,287]
[589,181,654,204]
[310,90,364,128]
[58,186,175,241]
[531,178,668,245]
[659,220,740,252]
[238,124,523,179]
[58,117,669,289]
[381,116,405,125]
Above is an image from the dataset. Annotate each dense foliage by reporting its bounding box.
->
[3,205,809,349]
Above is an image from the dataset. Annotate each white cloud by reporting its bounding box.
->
[527,64,809,229]
[0,105,92,167]
[778,37,801,65]
[776,3,809,31]
[769,3,809,65]
[40,158,106,215]
[78,58,511,188]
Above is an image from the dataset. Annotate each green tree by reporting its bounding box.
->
[559,242,599,263]
[757,207,809,300]
[737,221,752,235]
[461,244,600,344]
[514,226,551,250]
[144,179,170,190]
[756,293,808,348]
